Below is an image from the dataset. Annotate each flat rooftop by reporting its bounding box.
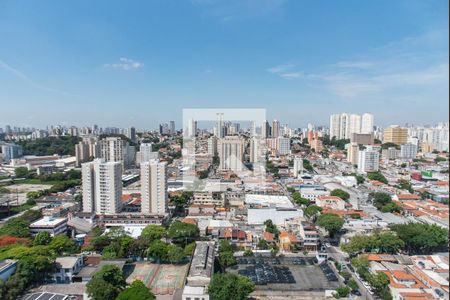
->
[30,216,67,228]
[245,194,293,208]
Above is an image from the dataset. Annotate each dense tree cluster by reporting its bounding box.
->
[342,231,405,255]
[369,192,402,213]
[0,210,42,238]
[302,159,314,172]
[367,172,388,184]
[316,214,344,238]
[17,136,81,156]
[292,192,310,206]
[218,240,236,269]
[351,256,391,300]
[208,273,255,300]
[330,189,350,201]
[390,223,448,254]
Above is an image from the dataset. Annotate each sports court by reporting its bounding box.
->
[125,262,189,295]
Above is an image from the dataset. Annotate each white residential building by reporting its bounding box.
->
[141,160,168,215]
[330,114,341,139]
[293,156,303,176]
[100,137,124,163]
[218,136,245,171]
[277,137,291,155]
[361,113,374,134]
[349,114,361,135]
[207,136,218,156]
[400,143,418,159]
[358,148,380,173]
[82,159,123,214]
[139,143,158,163]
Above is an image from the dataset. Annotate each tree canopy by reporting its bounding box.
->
[330,189,350,201]
[342,231,404,255]
[140,225,166,243]
[167,221,199,243]
[292,192,310,206]
[390,223,448,254]
[116,280,155,300]
[367,172,388,184]
[369,192,401,213]
[86,264,126,300]
[17,136,81,156]
[303,205,322,220]
[316,214,344,238]
[208,273,255,300]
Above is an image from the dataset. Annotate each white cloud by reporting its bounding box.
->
[288,30,449,99]
[104,58,144,70]
[267,63,295,74]
[280,72,301,79]
[267,63,304,80]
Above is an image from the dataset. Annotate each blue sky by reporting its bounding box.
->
[0,0,448,129]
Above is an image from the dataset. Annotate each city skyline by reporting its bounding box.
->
[0,0,448,128]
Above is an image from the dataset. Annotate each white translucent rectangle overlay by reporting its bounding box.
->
[182,108,268,192]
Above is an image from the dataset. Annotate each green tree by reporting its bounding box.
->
[140,225,166,243]
[49,235,78,255]
[167,221,199,243]
[367,272,390,294]
[330,189,350,201]
[303,159,314,172]
[347,279,359,292]
[369,192,393,210]
[316,214,344,238]
[257,239,269,250]
[147,240,169,261]
[395,179,414,193]
[219,240,233,252]
[243,249,253,256]
[87,265,126,300]
[16,254,55,284]
[264,219,279,237]
[208,273,255,300]
[292,192,310,206]
[167,244,185,263]
[340,271,352,281]
[33,231,52,246]
[367,172,388,184]
[184,242,196,256]
[303,205,322,220]
[0,218,31,237]
[333,286,350,298]
[14,167,29,178]
[381,202,402,213]
[342,232,404,255]
[116,280,155,300]
[390,223,449,254]
[219,250,236,269]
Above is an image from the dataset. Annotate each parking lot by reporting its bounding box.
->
[229,257,340,291]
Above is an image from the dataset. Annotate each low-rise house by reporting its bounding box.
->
[298,221,319,252]
[279,231,301,252]
[53,256,83,283]
[316,196,347,210]
[395,194,422,201]
[188,204,215,217]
